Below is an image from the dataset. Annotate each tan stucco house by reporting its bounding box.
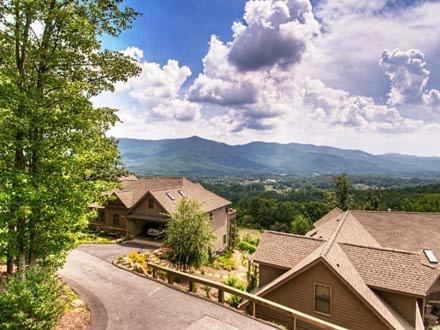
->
[248,208,440,329]
[91,176,235,250]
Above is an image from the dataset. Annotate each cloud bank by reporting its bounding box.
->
[95,0,440,156]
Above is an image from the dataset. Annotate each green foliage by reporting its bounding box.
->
[0,0,140,272]
[212,250,237,271]
[241,234,259,247]
[246,262,259,292]
[165,199,215,269]
[291,214,314,235]
[236,241,257,254]
[333,174,352,210]
[402,194,440,212]
[0,266,63,329]
[222,275,246,307]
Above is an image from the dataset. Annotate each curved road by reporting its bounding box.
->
[60,244,276,330]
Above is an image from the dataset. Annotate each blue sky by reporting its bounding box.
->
[103,0,246,82]
[94,0,440,156]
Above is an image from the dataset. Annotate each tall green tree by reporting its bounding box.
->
[291,214,314,235]
[333,174,352,210]
[0,0,140,274]
[165,198,215,270]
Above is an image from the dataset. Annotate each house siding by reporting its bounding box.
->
[258,264,288,287]
[210,207,229,250]
[256,262,387,330]
[375,290,416,326]
[130,196,166,218]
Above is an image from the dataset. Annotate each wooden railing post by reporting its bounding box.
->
[291,316,297,330]
[167,272,173,284]
[152,267,157,279]
[218,289,224,304]
[251,302,256,317]
[188,280,194,292]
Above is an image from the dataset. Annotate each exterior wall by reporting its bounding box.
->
[210,206,229,250]
[92,199,127,232]
[375,290,416,326]
[258,264,288,287]
[256,262,387,330]
[130,196,166,218]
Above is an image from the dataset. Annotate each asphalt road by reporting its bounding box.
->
[59,244,276,330]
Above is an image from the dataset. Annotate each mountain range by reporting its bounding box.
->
[117,136,440,177]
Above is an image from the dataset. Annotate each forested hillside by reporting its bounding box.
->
[202,177,440,233]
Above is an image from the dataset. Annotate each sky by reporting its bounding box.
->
[94,0,440,156]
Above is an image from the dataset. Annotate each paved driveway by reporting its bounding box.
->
[59,244,275,330]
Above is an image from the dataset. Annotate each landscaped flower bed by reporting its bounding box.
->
[114,245,258,308]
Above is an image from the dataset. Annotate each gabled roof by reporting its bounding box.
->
[252,209,440,329]
[111,176,231,213]
[252,231,324,269]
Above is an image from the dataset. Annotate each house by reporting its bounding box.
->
[91,176,235,250]
[248,208,440,329]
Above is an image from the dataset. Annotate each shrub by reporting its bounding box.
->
[165,199,215,269]
[242,234,259,247]
[0,266,64,329]
[212,254,237,271]
[236,241,256,254]
[223,275,246,307]
[126,251,149,274]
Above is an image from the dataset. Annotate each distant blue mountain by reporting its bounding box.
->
[117,136,440,176]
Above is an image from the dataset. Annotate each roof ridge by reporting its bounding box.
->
[149,185,183,192]
[321,211,349,256]
[263,230,326,242]
[349,210,440,215]
[340,242,420,255]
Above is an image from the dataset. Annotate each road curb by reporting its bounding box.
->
[61,276,108,330]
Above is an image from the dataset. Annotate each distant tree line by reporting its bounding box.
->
[203,175,440,235]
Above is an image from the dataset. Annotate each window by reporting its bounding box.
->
[424,249,438,263]
[99,210,105,222]
[178,190,186,197]
[223,234,227,244]
[225,207,229,213]
[148,198,154,209]
[314,284,331,315]
[113,214,120,226]
[166,192,175,201]
[209,212,213,220]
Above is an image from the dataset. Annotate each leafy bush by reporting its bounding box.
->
[212,254,237,271]
[236,241,256,254]
[126,251,149,274]
[223,275,246,307]
[0,266,64,329]
[242,234,259,247]
[165,199,215,269]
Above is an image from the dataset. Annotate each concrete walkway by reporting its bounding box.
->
[59,244,276,330]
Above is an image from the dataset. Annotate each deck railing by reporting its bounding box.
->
[147,262,346,330]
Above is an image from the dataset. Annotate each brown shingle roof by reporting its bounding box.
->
[251,210,440,329]
[252,231,324,269]
[112,177,231,213]
[341,243,440,296]
[350,210,440,257]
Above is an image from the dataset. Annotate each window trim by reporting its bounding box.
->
[148,198,154,209]
[313,283,332,317]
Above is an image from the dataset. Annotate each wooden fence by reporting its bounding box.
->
[148,262,346,330]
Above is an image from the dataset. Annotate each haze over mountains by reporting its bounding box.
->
[118,136,440,177]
